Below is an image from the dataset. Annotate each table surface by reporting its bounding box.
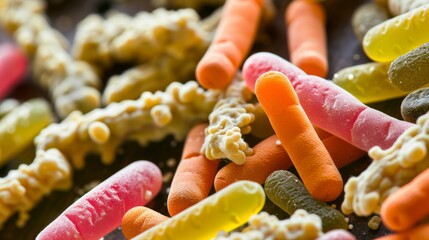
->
[0,0,402,239]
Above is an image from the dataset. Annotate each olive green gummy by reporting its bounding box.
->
[401,87,429,123]
[352,2,389,43]
[264,170,348,232]
[389,42,429,91]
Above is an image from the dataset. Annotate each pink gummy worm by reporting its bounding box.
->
[242,52,414,151]
[36,161,162,240]
[0,43,27,99]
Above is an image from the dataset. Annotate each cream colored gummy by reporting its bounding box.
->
[102,49,204,104]
[0,0,102,118]
[388,0,429,15]
[201,75,255,165]
[342,112,429,216]
[34,45,101,117]
[35,81,221,169]
[151,0,224,9]
[73,8,210,69]
[0,149,71,228]
[0,0,46,33]
[215,210,323,240]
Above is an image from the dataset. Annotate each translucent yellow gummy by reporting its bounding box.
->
[132,181,265,240]
[0,99,53,166]
[363,4,429,62]
[333,62,408,104]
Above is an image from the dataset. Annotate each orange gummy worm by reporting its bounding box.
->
[376,222,429,240]
[381,167,429,232]
[196,0,264,89]
[214,133,366,191]
[255,71,342,202]
[286,0,328,77]
[121,206,169,239]
[167,124,220,216]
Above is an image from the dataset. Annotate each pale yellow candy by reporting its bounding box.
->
[132,180,265,240]
[363,4,429,62]
[88,121,110,144]
[0,99,53,166]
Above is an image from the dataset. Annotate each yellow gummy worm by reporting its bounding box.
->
[0,98,53,166]
[363,4,429,62]
[132,180,265,240]
[332,62,408,104]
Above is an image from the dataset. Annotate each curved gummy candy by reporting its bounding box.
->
[333,62,407,104]
[363,5,429,62]
[389,42,429,91]
[133,180,265,240]
[264,170,348,232]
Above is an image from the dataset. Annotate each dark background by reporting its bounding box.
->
[0,0,401,239]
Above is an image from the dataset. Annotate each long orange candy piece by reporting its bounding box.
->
[167,124,220,216]
[286,0,328,77]
[214,133,366,191]
[381,167,429,231]
[255,71,343,202]
[376,222,429,240]
[196,0,263,89]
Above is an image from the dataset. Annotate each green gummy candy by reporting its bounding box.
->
[389,42,429,91]
[0,98,54,165]
[333,62,407,104]
[352,2,390,44]
[264,170,348,232]
[401,87,429,123]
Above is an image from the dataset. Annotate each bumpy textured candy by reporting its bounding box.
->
[351,2,390,43]
[0,149,71,229]
[0,80,218,228]
[388,42,429,91]
[33,45,101,117]
[202,75,255,164]
[103,50,203,104]
[215,210,323,240]
[265,170,348,232]
[388,0,429,16]
[342,111,429,216]
[132,180,265,240]
[333,62,407,104]
[0,0,67,56]
[0,0,101,118]
[73,8,209,70]
[36,81,220,169]
[151,0,224,9]
[0,98,53,166]
[363,4,429,62]
[36,161,162,240]
[401,88,429,123]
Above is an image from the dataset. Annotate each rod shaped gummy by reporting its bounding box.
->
[363,4,429,62]
[243,52,414,151]
[36,161,162,240]
[0,98,53,166]
[333,62,408,104]
[132,180,265,240]
[0,44,27,99]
